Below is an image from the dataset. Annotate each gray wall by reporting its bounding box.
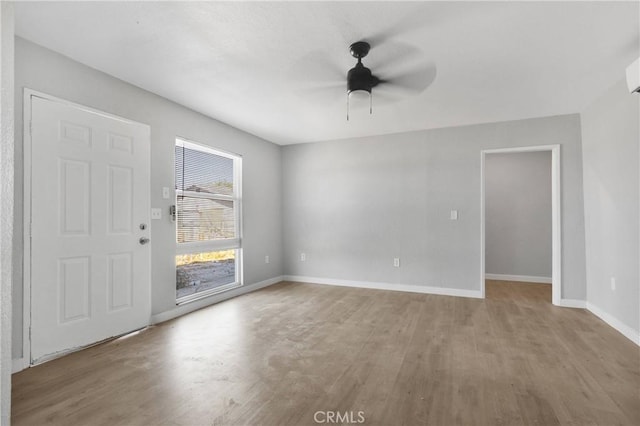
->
[282,115,586,298]
[581,78,639,334]
[485,152,552,278]
[12,38,284,358]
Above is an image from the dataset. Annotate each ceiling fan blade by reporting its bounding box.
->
[377,62,437,96]
[365,41,420,74]
[364,2,451,48]
[293,84,345,106]
[288,49,346,104]
[288,50,346,85]
[366,10,430,46]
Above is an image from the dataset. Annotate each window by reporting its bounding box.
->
[174,138,242,302]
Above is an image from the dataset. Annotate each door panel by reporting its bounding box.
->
[108,165,133,233]
[107,252,133,311]
[30,95,151,363]
[58,256,91,322]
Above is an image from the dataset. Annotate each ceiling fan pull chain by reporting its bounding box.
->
[370,92,373,115]
[347,94,350,121]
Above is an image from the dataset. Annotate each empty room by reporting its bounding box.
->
[1,1,639,425]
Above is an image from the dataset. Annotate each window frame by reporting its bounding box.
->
[174,137,243,304]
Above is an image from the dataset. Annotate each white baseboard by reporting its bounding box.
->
[557,299,587,308]
[283,275,483,299]
[12,357,27,374]
[151,276,283,325]
[586,302,640,346]
[485,273,552,284]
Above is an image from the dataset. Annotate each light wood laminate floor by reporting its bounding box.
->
[12,280,640,425]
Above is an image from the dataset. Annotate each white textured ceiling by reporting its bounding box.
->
[14,1,640,145]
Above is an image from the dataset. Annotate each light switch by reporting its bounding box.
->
[450,210,458,220]
[151,208,162,220]
[162,187,170,199]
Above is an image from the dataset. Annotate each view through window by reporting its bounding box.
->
[175,138,242,302]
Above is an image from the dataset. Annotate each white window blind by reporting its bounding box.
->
[175,139,241,250]
[175,144,234,196]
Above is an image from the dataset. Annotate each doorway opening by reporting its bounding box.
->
[480,145,561,305]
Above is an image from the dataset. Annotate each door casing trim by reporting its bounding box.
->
[480,144,561,305]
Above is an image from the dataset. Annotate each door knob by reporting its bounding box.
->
[139,237,150,245]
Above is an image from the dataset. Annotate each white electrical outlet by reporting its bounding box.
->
[393,258,400,267]
[151,208,162,220]
[611,277,616,291]
[450,210,458,220]
[162,187,170,199]
[265,255,270,264]
[300,253,306,262]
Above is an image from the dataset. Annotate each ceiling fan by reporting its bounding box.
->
[290,38,436,119]
[345,40,435,120]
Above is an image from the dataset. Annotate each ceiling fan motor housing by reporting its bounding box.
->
[347,41,380,94]
[348,63,375,93]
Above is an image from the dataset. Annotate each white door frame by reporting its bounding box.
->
[22,89,151,368]
[480,144,561,305]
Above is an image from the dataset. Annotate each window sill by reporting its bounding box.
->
[176,281,243,306]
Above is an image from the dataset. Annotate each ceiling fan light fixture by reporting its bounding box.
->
[346,89,372,121]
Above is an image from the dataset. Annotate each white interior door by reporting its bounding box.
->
[29,95,151,363]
